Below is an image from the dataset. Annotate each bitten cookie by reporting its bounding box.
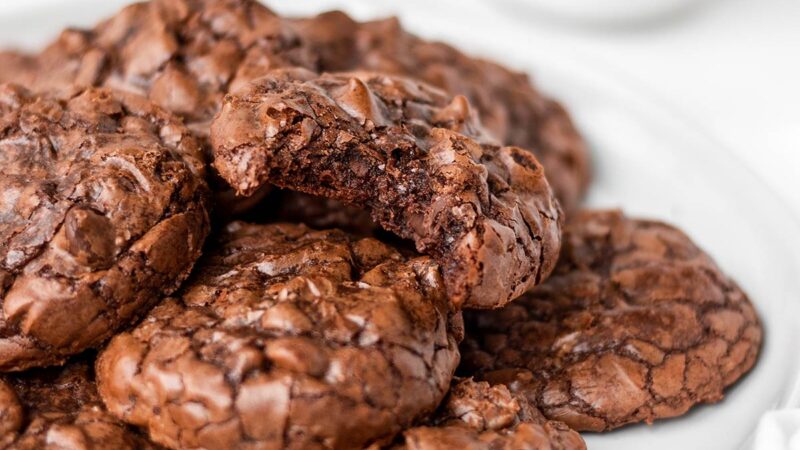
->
[461,210,763,431]
[261,190,379,237]
[96,222,462,450]
[0,357,159,449]
[388,378,585,450]
[211,70,562,309]
[0,1,590,213]
[0,84,209,371]
[291,11,591,212]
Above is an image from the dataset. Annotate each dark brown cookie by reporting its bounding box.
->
[96,222,462,450]
[211,70,562,309]
[1,1,589,213]
[260,190,379,237]
[0,0,316,215]
[0,0,314,134]
[461,210,763,431]
[387,378,585,450]
[0,357,159,449]
[0,84,209,371]
[291,11,591,212]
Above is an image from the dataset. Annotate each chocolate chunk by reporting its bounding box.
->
[96,222,462,449]
[291,11,591,212]
[0,84,209,371]
[389,379,585,450]
[0,357,159,449]
[461,210,763,431]
[211,70,562,309]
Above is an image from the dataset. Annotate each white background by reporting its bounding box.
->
[481,0,800,217]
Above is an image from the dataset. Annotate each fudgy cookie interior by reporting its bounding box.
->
[212,70,562,309]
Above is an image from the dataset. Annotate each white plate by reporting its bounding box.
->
[494,0,709,26]
[2,2,799,449]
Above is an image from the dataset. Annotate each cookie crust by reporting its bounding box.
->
[0,0,314,133]
[292,11,591,212]
[391,379,585,450]
[0,84,209,371]
[0,358,159,449]
[0,1,590,213]
[211,70,562,309]
[461,210,763,431]
[96,222,462,449]
[0,0,316,215]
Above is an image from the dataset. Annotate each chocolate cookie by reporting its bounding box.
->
[0,0,316,214]
[0,357,158,449]
[461,210,763,431]
[390,378,585,450]
[262,190,379,237]
[1,1,590,212]
[0,84,209,371]
[211,70,562,309]
[96,222,462,449]
[0,0,314,134]
[291,11,591,212]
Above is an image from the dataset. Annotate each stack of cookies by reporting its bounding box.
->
[0,1,762,449]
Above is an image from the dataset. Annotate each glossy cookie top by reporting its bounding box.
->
[211,70,562,309]
[0,0,321,215]
[390,378,585,450]
[96,222,462,450]
[461,210,763,431]
[291,10,591,212]
[0,0,315,135]
[0,84,209,371]
[0,0,590,213]
[0,358,159,449]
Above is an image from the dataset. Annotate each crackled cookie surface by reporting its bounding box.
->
[461,210,763,431]
[96,222,462,450]
[0,84,209,371]
[211,70,562,309]
[0,0,314,137]
[0,0,590,212]
[0,358,158,449]
[291,11,591,212]
[390,379,585,450]
[0,0,317,214]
